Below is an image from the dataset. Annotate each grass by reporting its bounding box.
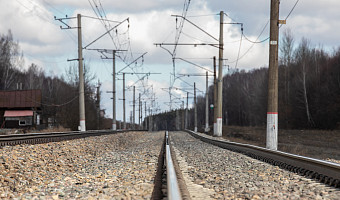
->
[219,126,340,161]
[27,127,71,133]
[0,127,71,135]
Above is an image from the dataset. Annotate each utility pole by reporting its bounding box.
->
[96,80,101,130]
[145,101,147,130]
[205,71,210,132]
[77,14,86,132]
[112,52,117,130]
[56,14,86,131]
[267,0,280,150]
[130,111,133,128]
[194,82,197,132]
[151,108,153,131]
[148,107,152,131]
[86,49,127,131]
[57,15,128,131]
[176,109,179,130]
[176,73,213,132]
[118,72,159,130]
[215,11,224,137]
[56,14,127,132]
[213,56,217,135]
[185,92,189,129]
[181,101,185,130]
[123,73,126,130]
[133,86,135,130]
[139,93,141,130]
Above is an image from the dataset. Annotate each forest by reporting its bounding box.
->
[154,30,340,130]
[2,29,340,131]
[0,30,101,130]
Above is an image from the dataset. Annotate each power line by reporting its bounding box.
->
[181,31,216,44]
[285,0,300,21]
[25,54,68,64]
[81,15,120,23]
[15,0,57,26]
[175,57,213,73]
[173,0,191,57]
[88,0,119,50]
[42,0,65,16]
[227,20,270,64]
[235,31,243,69]
[186,13,218,18]
[86,0,151,102]
[228,0,300,65]
[83,17,129,49]
[242,20,270,44]
[89,0,133,64]
[173,15,219,42]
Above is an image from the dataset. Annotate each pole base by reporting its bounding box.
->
[80,120,86,132]
[266,112,278,150]
[216,118,222,137]
[205,124,210,133]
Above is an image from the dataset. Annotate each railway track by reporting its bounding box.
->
[156,129,339,199]
[185,130,340,188]
[0,130,141,147]
[152,131,189,200]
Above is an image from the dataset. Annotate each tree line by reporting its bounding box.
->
[155,30,340,130]
[0,30,102,130]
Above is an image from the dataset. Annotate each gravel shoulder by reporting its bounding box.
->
[170,131,340,199]
[0,131,164,199]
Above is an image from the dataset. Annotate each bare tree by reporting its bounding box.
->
[280,29,294,101]
[295,38,315,127]
[0,30,23,90]
[25,63,45,89]
[279,29,295,127]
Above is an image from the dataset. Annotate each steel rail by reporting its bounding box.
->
[0,130,146,147]
[185,130,340,188]
[166,131,182,200]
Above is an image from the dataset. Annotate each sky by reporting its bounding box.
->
[1,0,340,123]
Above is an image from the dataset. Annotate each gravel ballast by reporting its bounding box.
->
[170,131,340,199]
[0,131,164,199]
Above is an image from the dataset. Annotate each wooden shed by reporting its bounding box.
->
[0,90,41,128]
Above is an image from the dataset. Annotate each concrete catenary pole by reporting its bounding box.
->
[194,82,197,132]
[213,56,217,135]
[112,51,117,130]
[149,107,152,131]
[181,101,184,130]
[205,71,209,132]
[133,86,135,129]
[145,101,147,130]
[139,93,141,129]
[185,92,189,129]
[267,0,280,150]
[77,14,86,131]
[216,11,224,137]
[123,73,126,130]
[151,108,153,131]
[96,80,101,130]
[176,109,179,130]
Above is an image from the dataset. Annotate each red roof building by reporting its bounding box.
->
[0,90,41,129]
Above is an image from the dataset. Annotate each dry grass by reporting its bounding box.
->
[220,126,340,161]
[0,127,72,135]
[27,127,71,133]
